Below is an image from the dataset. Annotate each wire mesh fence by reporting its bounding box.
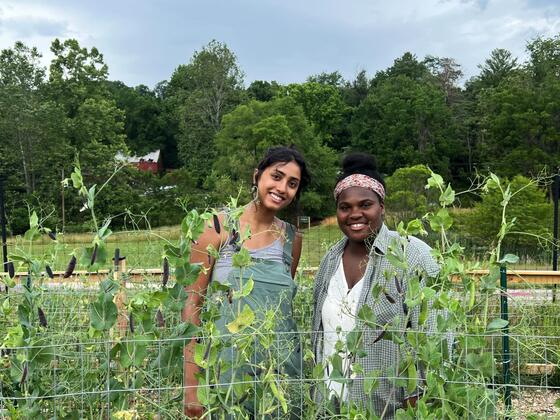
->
[2,274,560,418]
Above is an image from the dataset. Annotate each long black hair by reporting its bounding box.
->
[255,146,311,200]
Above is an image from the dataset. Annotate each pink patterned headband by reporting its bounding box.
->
[334,174,385,201]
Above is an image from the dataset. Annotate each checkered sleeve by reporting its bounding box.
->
[405,237,441,399]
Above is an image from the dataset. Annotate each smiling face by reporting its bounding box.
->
[336,186,384,243]
[255,161,302,211]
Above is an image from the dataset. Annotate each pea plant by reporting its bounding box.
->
[309,171,542,419]
[0,165,555,419]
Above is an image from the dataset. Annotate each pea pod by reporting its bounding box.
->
[162,258,169,287]
[156,309,165,328]
[407,361,418,394]
[212,214,221,234]
[418,297,428,326]
[468,280,476,311]
[90,244,98,266]
[384,291,396,304]
[38,307,48,327]
[63,256,76,278]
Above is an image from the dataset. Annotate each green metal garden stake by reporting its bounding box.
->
[500,265,511,414]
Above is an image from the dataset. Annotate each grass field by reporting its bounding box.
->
[6,223,344,272]
[5,219,554,272]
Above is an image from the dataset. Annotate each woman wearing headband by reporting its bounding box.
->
[311,153,439,418]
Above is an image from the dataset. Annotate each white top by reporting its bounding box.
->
[321,259,366,399]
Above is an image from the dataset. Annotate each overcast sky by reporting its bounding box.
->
[0,0,559,88]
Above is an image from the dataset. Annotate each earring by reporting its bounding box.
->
[251,184,261,206]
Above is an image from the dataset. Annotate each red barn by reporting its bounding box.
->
[117,150,163,174]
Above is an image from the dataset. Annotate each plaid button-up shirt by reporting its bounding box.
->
[311,223,440,419]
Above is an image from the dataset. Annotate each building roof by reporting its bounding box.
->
[116,149,161,164]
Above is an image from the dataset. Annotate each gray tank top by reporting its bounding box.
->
[211,232,285,284]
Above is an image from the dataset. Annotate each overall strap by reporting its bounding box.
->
[282,222,296,267]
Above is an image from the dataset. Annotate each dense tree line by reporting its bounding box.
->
[1,35,559,235]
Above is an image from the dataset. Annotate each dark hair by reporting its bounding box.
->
[255,146,310,199]
[336,153,385,201]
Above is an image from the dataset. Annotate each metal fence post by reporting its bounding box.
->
[500,265,511,414]
[0,177,8,277]
[553,173,559,301]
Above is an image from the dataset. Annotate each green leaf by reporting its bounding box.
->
[23,226,40,242]
[80,243,108,269]
[357,305,377,328]
[364,374,379,394]
[264,367,288,414]
[97,219,112,240]
[405,219,427,236]
[181,209,206,241]
[439,184,455,206]
[387,240,408,270]
[226,305,255,333]
[487,318,508,331]
[87,184,97,210]
[174,262,201,286]
[233,275,254,299]
[29,211,38,228]
[329,353,344,378]
[405,277,421,308]
[90,293,118,331]
[498,254,519,265]
[70,170,83,189]
[206,244,219,259]
[345,329,363,353]
[407,361,418,394]
[428,208,453,232]
[426,172,444,189]
[232,247,252,268]
[489,172,500,187]
[163,243,184,267]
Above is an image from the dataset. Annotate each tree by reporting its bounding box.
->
[307,71,345,87]
[424,56,463,104]
[525,36,560,83]
[247,80,281,102]
[351,54,462,177]
[0,42,67,197]
[282,82,351,150]
[0,42,46,194]
[47,39,127,166]
[41,39,129,228]
[385,165,438,221]
[213,97,337,217]
[470,48,519,90]
[476,37,560,177]
[341,70,370,108]
[457,175,552,248]
[168,40,245,184]
[106,81,178,167]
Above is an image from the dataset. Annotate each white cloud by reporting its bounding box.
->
[0,0,558,86]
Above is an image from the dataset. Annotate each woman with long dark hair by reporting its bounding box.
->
[183,146,310,418]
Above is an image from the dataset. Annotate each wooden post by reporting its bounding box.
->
[113,249,128,334]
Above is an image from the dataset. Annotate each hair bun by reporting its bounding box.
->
[341,153,378,174]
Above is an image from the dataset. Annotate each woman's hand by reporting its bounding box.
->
[183,387,204,419]
[184,386,204,418]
